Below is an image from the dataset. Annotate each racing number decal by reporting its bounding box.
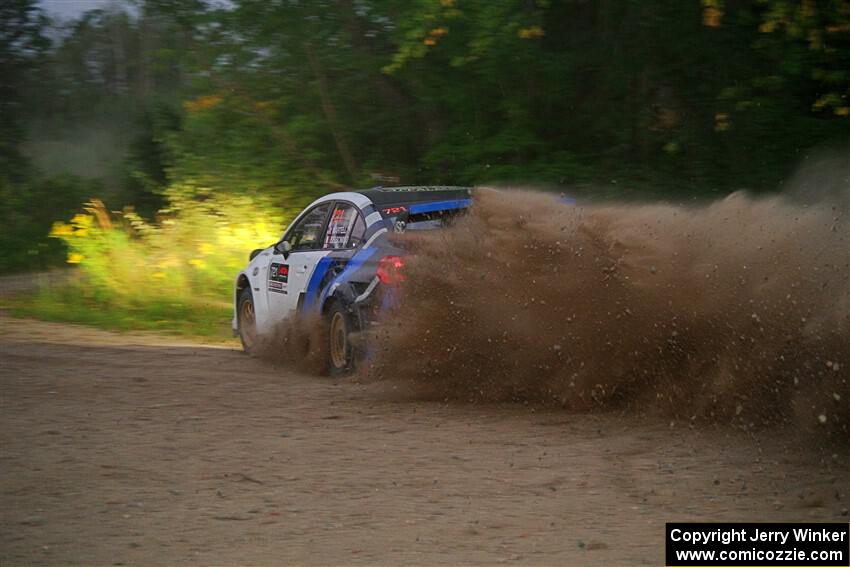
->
[269,262,289,293]
[326,208,349,249]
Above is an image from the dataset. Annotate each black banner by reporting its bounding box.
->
[666,523,850,566]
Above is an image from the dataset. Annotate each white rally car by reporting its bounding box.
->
[233,186,472,374]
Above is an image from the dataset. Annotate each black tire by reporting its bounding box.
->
[325,301,355,376]
[237,287,258,354]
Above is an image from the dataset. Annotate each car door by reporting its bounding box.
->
[266,202,333,324]
[298,201,367,312]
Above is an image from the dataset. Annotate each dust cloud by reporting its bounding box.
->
[256,314,329,376]
[368,183,849,436]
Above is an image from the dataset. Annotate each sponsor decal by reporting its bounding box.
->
[382,205,407,215]
[268,280,287,294]
[325,206,356,248]
[270,262,289,283]
[327,221,349,247]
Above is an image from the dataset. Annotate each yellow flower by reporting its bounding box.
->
[184,94,223,113]
[702,0,723,28]
[70,214,93,236]
[67,253,84,264]
[703,6,723,28]
[49,222,74,238]
[70,214,91,227]
[518,26,545,39]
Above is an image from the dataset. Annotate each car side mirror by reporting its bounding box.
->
[274,240,292,258]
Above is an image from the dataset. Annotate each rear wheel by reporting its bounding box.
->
[326,301,354,376]
[237,287,258,354]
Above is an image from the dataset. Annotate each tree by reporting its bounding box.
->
[0,0,48,182]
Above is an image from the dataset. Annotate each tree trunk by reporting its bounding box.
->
[304,43,358,184]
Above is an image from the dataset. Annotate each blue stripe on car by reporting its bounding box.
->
[315,246,378,311]
[408,198,472,215]
[302,256,334,313]
[302,246,378,315]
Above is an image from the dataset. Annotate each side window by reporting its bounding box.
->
[287,203,331,251]
[324,203,365,249]
[349,213,366,247]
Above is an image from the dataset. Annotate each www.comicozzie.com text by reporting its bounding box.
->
[670,527,849,546]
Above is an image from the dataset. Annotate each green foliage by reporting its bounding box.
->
[35,194,289,336]
[0,175,91,273]
[755,0,850,117]
[7,287,232,339]
[0,0,48,182]
[14,0,850,205]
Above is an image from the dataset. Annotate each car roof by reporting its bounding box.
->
[356,185,471,206]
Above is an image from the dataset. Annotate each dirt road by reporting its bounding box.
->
[1,314,848,566]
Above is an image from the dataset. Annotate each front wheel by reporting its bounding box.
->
[326,301,354,376]
[237,287,258,354]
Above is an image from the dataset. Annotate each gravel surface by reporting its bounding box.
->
[1,314,847,566]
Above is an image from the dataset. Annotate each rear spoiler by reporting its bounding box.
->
[408,198,473,215]
[379,198,472,218]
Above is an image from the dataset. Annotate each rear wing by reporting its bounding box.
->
[379,198,472,231]
[378,198,472,217]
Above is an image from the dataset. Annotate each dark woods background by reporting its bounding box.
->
[2,0,849,273]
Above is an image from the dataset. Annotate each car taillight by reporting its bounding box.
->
[377,255,405,286]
